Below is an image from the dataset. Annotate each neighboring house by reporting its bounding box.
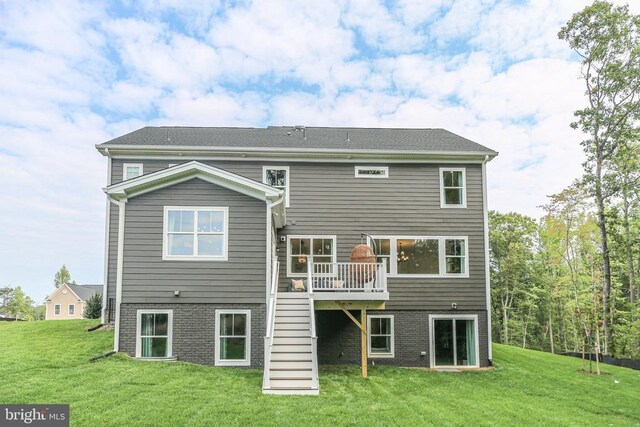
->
[97,126,498,395]
[45,283,103,320]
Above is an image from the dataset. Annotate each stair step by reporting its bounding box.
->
[270,352,312,361]
[271,344,312,353]
[278,292,309,301]
[273,337,312,345]
[273,329,311,337]
[277,297,308,303]
[274,317,310,323]
[275,310,309,317]
[270,360,313,370]
[268,369,312,378]
[269,379,316,388]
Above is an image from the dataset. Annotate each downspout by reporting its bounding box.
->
[265,195,285,302]
[106,194,126,352]
[482,155,493,362]
[101,151,111,323]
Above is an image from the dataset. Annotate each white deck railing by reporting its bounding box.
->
[307,270,319,388]
[263,259,279,390]
[307,257,387,292]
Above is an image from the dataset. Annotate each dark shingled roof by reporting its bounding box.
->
[66,284,103,301]
[97,126,497,155]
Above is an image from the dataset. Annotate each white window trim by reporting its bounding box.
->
[367,314,394,358]
[54,304,61,316]
[262,166,290,208]
[429,314,480,369]
[286,235,338,277]
[367,236,469,278]
[123,163,144,181]
[135,309,173,359]
[162,206,229,261]
[68,304,75,316]
[355,166,389,179]
[439,167,467,208]
[215,309,251,366]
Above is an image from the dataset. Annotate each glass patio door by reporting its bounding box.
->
[433,318,477,367]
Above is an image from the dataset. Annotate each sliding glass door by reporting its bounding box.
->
[432,316,478,367]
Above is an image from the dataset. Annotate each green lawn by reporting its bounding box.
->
[1,321,639,426]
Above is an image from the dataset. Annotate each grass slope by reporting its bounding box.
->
[1,321,639,426]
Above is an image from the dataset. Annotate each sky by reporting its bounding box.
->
[1,0,638,303]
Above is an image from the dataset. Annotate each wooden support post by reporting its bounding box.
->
[361,308,367,378]
[335,302,368,378]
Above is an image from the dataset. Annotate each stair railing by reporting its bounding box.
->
[263,259,279,390]
[307,256,319,388]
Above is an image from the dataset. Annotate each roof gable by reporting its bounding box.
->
[105,161,284,202]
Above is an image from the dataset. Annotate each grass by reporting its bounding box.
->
[1,321,639,426]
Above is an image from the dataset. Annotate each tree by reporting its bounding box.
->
[83,293,102,319]
[0,286,14,312]
[489,211,538,345]
[6,286,34,320]
[54,265,73,288]
[559,1,640,353]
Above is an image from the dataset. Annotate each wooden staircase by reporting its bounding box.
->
[263,292,319,395]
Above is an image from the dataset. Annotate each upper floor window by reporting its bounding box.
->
[163,207,229,261]
[263,166,289,207]
[440,168,466,208]
[287,235,336,277]
[123,163,143,180]
[355,166,389,178]
[368,236,468,278]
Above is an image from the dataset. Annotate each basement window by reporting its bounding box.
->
[215,310,251,366]
[367,315,394,358]
[355,166,388,178]
[136,310,173,358]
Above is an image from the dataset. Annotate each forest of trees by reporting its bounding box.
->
[491,1,640,360]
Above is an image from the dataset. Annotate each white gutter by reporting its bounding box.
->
[107,195,126,352]
[482,155,493,362]
[101,154,111,323]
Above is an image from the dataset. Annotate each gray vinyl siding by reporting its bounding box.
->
[107,159,486,311]
[118,178,267,304]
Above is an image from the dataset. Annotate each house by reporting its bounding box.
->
[96,126,498,395]
[45,283,103,320]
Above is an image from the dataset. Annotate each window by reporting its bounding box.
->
[368,236,468,277]
[367,315,394,358]
[287,235,336,276]
[68,304,75,316]
[163,207,229,261]
[445,239,466,274]
[215,310,251,366]
[263,166,290,207]
[123,163,143,180]
[355,166,389,178]
[440,168,466,208]
[430,315,478,368]
[54,304,60,316]
[136,310,173,358]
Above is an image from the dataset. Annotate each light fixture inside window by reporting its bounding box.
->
[397,242,409,262]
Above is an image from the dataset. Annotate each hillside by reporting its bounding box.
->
[0,320,638,426]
